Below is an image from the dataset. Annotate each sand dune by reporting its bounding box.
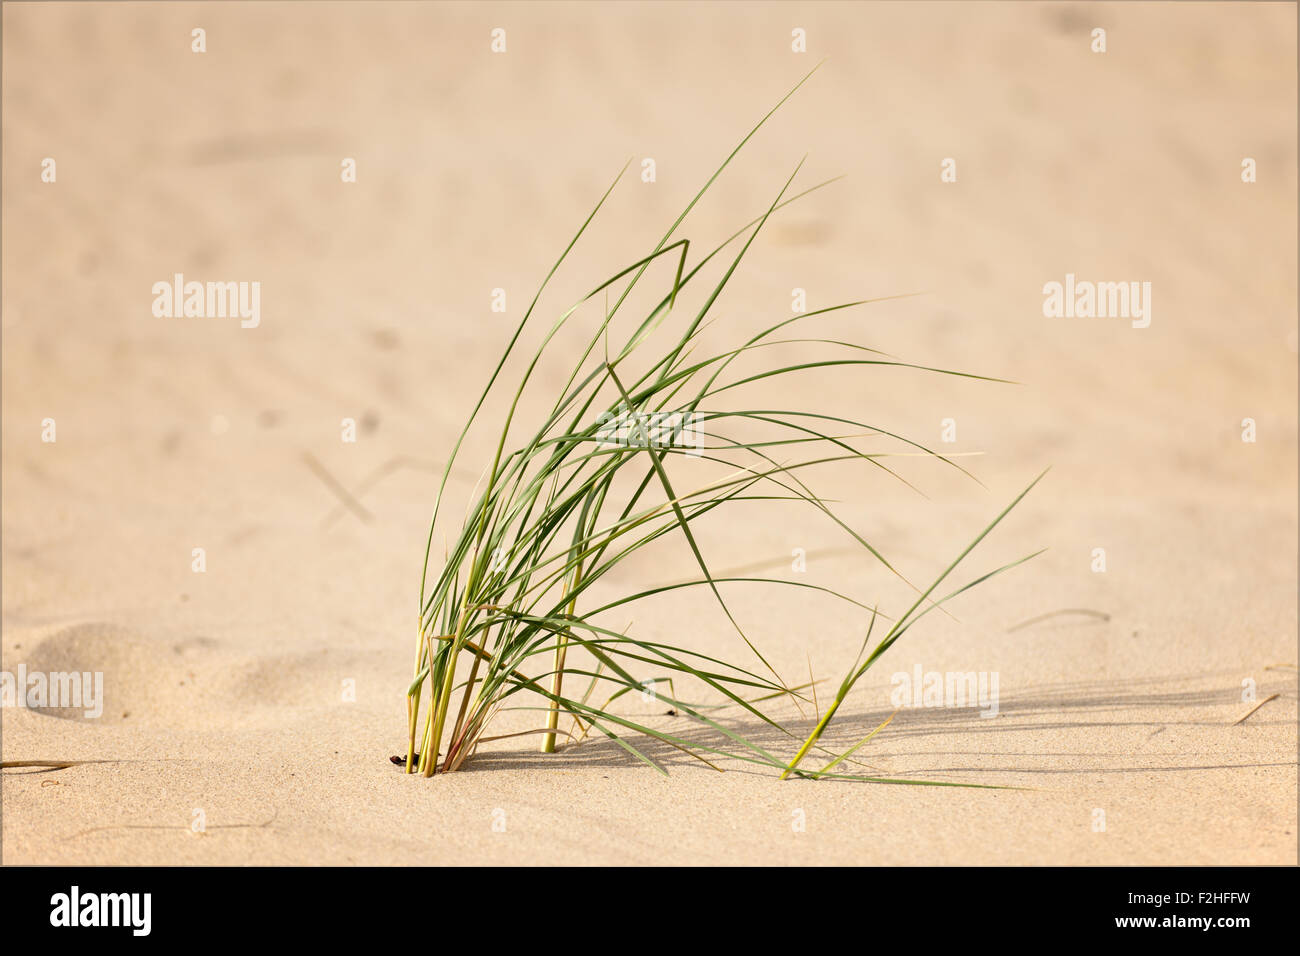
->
[2,1,1296,865]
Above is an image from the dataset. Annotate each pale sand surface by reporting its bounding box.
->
[2,2,1296,865]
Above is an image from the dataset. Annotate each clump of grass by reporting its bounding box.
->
[405,67,1042,781]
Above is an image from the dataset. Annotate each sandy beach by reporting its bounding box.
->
[2,1,1296,865]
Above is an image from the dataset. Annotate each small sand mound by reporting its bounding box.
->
[13,623,218,725]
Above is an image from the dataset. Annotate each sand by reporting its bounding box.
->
[2,1,1296,865]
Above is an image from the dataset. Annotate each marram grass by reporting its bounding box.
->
[405,66,1043,782]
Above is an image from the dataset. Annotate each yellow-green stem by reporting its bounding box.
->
[780,697,843,780]
[445,651,484,768]
[405,623,428,773]
[423,610,470,776]
[541,563,582,753]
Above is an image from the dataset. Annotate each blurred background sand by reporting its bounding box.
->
[2,1,1296,864]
